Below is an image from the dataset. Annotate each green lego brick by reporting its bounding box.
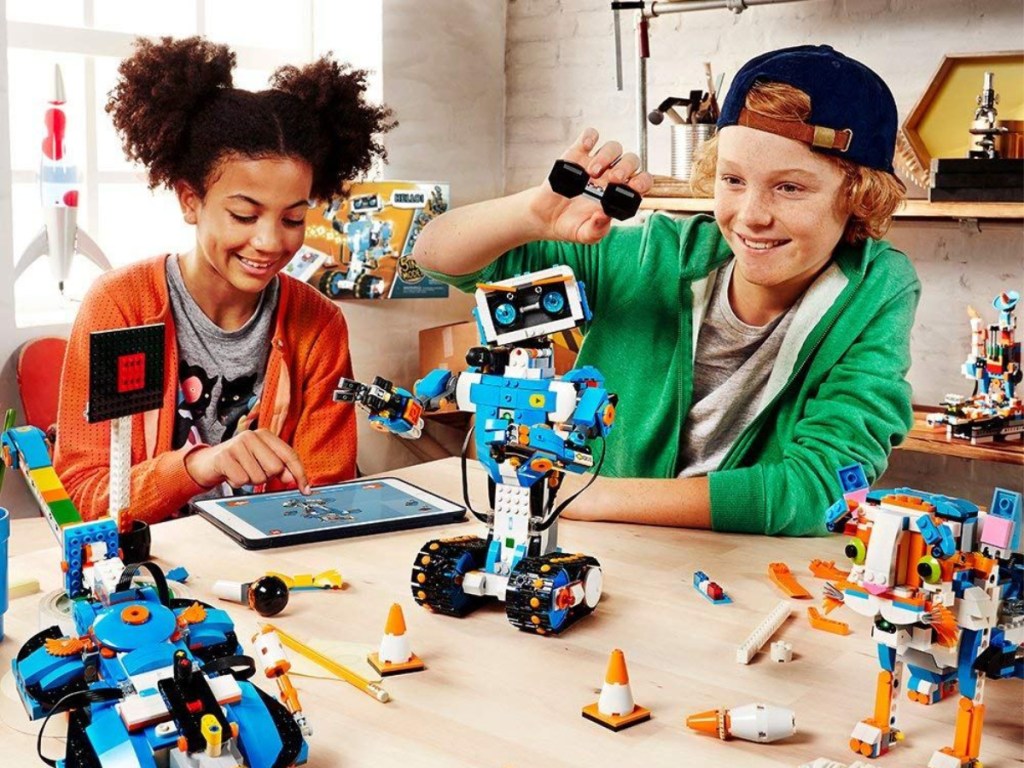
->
[47,498,83,527]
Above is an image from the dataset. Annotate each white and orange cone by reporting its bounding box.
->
[581,649,651,731]
[367,603,425,676]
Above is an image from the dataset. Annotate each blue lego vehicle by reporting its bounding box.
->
[3,425,309,767]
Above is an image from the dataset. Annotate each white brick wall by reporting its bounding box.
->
[504,0,1024,407]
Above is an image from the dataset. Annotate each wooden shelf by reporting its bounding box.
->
[642,177,1024,219]
[896,408,1023,466]
[641,195,1024,220]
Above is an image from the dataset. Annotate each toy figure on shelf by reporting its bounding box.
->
[320,192,391,299]
[934,290,1023,444]
[335,265,615,635]
[1,326,310,767]
[822,465,1023,768]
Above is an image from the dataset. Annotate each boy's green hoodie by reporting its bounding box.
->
[425,214,920,536]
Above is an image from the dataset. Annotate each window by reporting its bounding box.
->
[4,0,383,327]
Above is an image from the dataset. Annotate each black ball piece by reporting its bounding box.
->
[247,575,290,617]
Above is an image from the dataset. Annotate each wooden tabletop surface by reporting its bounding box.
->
[0,458,1020,768]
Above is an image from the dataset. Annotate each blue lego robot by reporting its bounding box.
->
[3,426,310,766]
[335,265,616,635]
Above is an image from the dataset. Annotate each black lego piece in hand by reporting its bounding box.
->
[548,159,642,221]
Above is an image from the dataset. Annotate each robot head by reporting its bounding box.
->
[839,491,991,631]
[473,265,591,346]
[351,193,385,215]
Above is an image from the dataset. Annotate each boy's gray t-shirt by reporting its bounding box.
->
[166,255,279,452]
[677,259,797,478]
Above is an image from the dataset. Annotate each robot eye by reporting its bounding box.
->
[494,302,518,327]
[541,290,566,315]
[916,555,941,584]
[845,537,867,565]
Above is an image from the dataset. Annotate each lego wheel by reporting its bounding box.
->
[505,553,602,636]
[16,625,88,713]
[354,273,384,299]
[411,536,488,617]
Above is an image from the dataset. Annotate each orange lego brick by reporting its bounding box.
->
[768,562,812,599]
[808,558,850,580]
[807,606,850,635]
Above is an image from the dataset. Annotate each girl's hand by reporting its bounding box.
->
[185,429,310,493]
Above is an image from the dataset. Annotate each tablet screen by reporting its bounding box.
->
[193,477,465,548]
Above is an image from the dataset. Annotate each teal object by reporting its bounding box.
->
[0,507,9,640]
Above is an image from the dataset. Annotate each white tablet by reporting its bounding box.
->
[192,477,466,550]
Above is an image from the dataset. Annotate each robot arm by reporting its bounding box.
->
[334,376,425,439]
[562,365,617,443]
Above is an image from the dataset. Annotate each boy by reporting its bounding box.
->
[410,46,918,536]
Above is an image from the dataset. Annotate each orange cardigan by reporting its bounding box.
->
[55,255,357,523]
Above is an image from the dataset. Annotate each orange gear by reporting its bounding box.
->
[44,637,90,657]
[121,605,150,625]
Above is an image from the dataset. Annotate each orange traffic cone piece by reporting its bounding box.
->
[368,603,425,676]
[581,649,651,731]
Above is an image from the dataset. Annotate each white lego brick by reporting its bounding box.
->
[927,750,965,768]
[736,601,791,664]
[770,640,793,663]
[850,720,882,745]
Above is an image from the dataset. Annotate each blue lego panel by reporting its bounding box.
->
[4,426,51,470]
[877,643,898,673]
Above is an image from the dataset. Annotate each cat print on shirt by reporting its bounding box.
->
[217,372,258,440]
[174,361,218,448]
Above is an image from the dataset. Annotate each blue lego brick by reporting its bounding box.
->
[825,498,850,533]
[415,368,453,400]
[918,516,956,559]
[989,488,1022,551]
[165,566,189,583]
[836,464,868,495]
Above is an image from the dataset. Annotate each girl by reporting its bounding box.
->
[55,36,395,523]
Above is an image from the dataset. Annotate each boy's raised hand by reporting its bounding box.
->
[533,128,652,244]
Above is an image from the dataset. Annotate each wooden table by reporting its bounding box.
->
[1,459,1020,768]
[898,407,1024,466]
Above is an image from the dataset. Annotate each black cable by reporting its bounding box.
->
[37,688,124,767]
[203,654,257,682]
[535,438,606,532]
[460,424,489,523]
[115,561,170,607]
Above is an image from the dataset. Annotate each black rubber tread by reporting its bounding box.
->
[505,552,601,636]
[410,535,489,617]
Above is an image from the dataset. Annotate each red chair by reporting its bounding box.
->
[17,336,68,442]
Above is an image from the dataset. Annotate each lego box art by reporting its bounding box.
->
[303,181,451,300]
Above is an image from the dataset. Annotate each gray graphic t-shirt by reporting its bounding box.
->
[678,259,798,477]
[166,254,279,452]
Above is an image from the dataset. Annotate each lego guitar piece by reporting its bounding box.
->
[821,463,1023,768]
[336,265,615,636]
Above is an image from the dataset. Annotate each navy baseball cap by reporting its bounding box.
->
[718,45,898,174]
